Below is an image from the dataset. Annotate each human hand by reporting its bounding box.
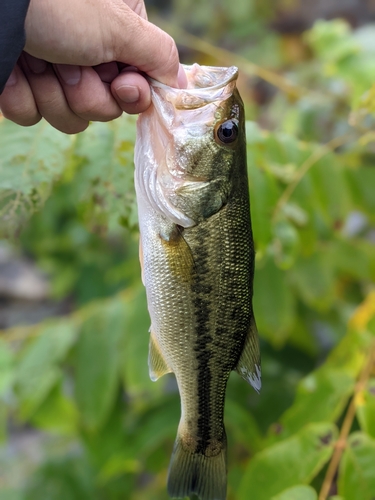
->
[0,0,187,134]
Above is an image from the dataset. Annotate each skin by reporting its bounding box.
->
[0,0,187,134]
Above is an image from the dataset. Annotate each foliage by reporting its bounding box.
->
[0,116,138,239]
[1,14,375,500]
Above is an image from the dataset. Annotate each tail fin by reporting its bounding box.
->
[167,434,227,500]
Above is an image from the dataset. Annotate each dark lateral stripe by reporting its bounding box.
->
[191,224,216,454]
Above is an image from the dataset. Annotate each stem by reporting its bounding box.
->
[318,340,375,500]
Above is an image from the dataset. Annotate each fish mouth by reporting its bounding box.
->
[134,64,239,227]
[149,64,238,112]
[145,64,239,150]
[181,64,238,91]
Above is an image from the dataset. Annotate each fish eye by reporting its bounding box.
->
[215,119,239,145]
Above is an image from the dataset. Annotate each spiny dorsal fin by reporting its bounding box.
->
[235,316,261,393]
[148,332,173,381]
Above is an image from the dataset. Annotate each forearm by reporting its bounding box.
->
[0,0,31,94]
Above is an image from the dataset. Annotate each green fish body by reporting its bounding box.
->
[134,64,260,500]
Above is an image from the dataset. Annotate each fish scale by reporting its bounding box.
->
[134,64,261,500]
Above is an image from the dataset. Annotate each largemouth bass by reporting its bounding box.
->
[134,64,260,500]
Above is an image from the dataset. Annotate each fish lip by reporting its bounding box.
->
[148,64,238,93]
[147,64,239,112]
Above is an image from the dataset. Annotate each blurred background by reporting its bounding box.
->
[1,0,375,499]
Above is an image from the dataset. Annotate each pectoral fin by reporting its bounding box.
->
[159,222,196,283]
[149,332,173,381]
[236,316,261,393]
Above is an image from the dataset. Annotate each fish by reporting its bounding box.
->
[134,63,261,500]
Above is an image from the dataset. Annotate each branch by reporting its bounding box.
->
[318,339,375,500]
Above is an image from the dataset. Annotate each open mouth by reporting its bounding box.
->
[149,64,238,111]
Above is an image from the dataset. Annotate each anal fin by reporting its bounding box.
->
[236,316,261,393]
[149,331,173,381]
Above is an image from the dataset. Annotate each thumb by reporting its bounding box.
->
[111,6,184,88]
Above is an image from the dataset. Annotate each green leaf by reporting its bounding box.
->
[325,328,372,378]
[119,286,164,397]
[0,339,14,396]
[356,379,375,439]
[71,116,137,231]
[289,252,335,310]
[253,256,295,346]
[287,315,318,357]
[271,369,353,441]
[0,119,72,236]
[238,422,337,500]
[15,320,77,419]
[97,455,141,485]
[338,432,375,500]
[305,20,375,105]
[330,237,372,281]
[308,154,351,225]
[348,166,375,215]
[248,162,279,253]
[0,490,25,500]
[94,394,179,486]
[0,401,6,442]
[74,299,125,431]
[19,367,61,421]
[271,484,318,500]
[82,397,128,470]
[0,114,138,237]
[225,397,263,454]
[246,123,281,253]
[24,456,95,500]
[268,327,371,442]
[282,202,309,227]
[272,219,300,269]
[130,394,180,458]
[31,383,79,435]
[306,19,357,62]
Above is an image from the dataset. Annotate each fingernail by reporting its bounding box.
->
[116,85,140,104]
[24,53,47,74]
[56,64,81,85]
[5,69,17,87]
[177,64,188,89]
